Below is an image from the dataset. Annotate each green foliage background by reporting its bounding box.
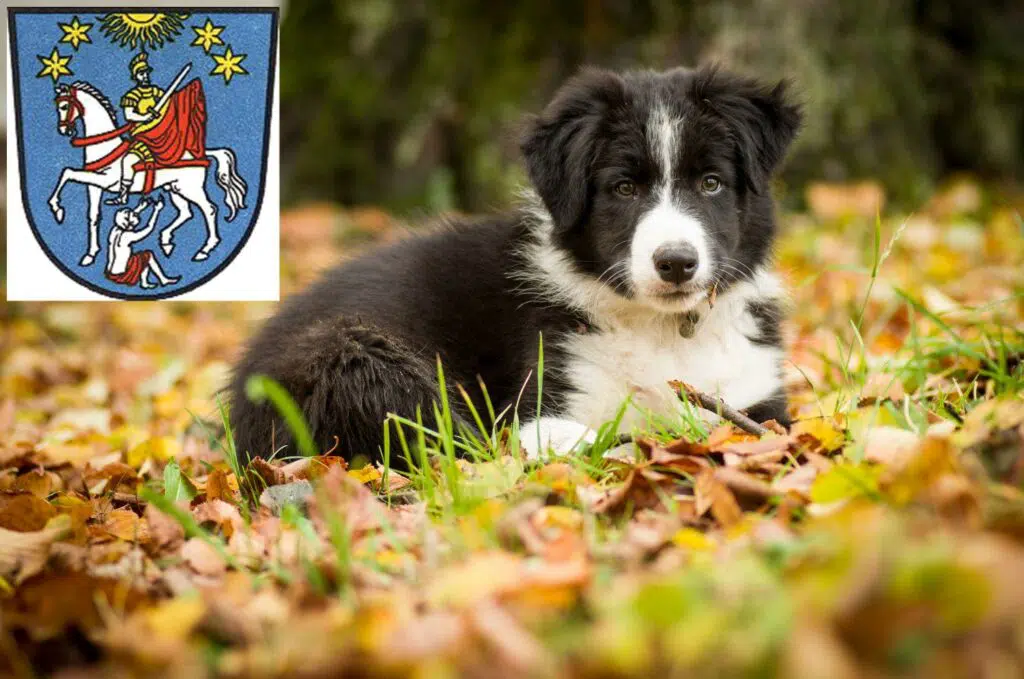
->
[280,0,1024,213]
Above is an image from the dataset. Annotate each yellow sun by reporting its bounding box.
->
[97,12,190,49]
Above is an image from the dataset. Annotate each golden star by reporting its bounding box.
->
[59,16,93,50]
[191,18,225,53]
[37,48,73,82]
[210,45,247,84]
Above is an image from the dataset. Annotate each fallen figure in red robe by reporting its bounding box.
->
[105,197,180,289]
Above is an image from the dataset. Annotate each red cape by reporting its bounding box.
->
[131,78,207,166]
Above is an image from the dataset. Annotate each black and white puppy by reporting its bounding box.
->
[230,64,802,463]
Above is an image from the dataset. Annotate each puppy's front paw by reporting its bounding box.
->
[518,417,597,461]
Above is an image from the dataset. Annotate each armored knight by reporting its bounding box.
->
[106,52,165,205]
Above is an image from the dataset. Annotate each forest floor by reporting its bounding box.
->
[3,179,1024,678]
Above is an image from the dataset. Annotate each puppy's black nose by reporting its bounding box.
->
[653,244,699,284]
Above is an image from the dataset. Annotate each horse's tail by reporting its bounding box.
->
[207,148,247,222]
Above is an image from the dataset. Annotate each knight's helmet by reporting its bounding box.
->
[129,51,152,80]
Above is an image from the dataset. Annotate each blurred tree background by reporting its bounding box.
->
[283,0,1024,214]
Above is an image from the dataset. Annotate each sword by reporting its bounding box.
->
[151,63,192,116]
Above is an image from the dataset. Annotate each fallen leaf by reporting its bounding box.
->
[859,426,921,468]
[695,469,743,528]
[11,469,61,498]
[182,537,227,577]
[250,457,285,487]
[102,508,148,542]
[0,514,72,584]
[205,468,236,504]
[0,492,58,532]
[127,436,181,467]
[143,503,185,555]
[792,418,846,454]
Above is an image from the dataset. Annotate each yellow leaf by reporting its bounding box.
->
[533,506,583,533]
[792,418,846,453]
[140,597,206,641]
[152,390,185,419]
[348,466,382,484]
[127,436,181,467]
[809,463,881,504]
[672,528,715,552]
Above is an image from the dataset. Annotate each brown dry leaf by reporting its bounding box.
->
[11,469,61,498]
[0,492,58,532]
[714,467,776,504]
[706,424,745,448]
[694,469,715,517]
[0,514,72,585]
[648,446,711,474]
[695,469,743,528]
[191,499,245,539]
[279,454,348,481]
[85,461,139,495]
[250,456,285,487]
[310,465,389,535]
[102,508,148,542]
[773,464,819,496]
[204,468,236,503]
[51,493,94,545]
[143,503,185,555]
[577,472,636,514]
[7,571,151,639]
[654,437,713,457]
[716,435,793,457]
[182,537,228,577]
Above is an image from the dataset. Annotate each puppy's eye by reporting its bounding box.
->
[699,174,722,195]
[613,181,637,198]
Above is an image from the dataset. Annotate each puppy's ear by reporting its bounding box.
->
[521,68,625,233]
[693,65,803,193]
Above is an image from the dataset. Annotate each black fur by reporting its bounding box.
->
[229,218,583,461]
[745,389,792,427]
[230,64,801,463]
[745,299,785,347]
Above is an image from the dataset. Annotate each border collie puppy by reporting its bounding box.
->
[230,64,802,463]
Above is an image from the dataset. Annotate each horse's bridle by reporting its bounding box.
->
[54,87,85,137]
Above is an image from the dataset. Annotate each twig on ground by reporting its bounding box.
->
[669,380,769,436]
[112,492,147,511]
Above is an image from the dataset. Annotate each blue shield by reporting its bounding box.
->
[8,8,278,299]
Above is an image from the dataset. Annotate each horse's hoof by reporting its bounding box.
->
[192,251,209,262]
[79,254,95,267]
[161,242,174,257]
[53,208,65,224]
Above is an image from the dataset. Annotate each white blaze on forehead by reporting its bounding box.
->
[628,105,712,304]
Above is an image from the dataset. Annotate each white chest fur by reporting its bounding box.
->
[556,274,785,432]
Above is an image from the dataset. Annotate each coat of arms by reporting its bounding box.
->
[7,8,279,300]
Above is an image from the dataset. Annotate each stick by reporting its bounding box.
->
[669,380,769,436]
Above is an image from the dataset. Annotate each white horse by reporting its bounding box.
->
[48,81,248,265]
